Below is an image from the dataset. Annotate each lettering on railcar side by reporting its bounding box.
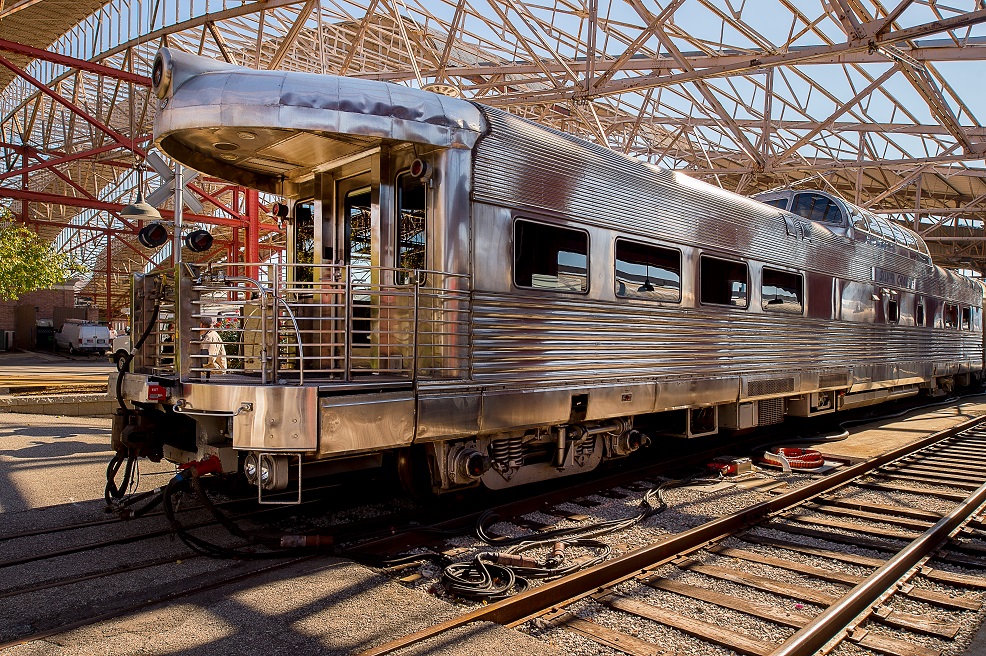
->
[872,267,916,290]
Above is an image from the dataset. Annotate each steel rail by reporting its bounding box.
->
[359,414,986,656]
[770,474,986,656]
[0,556,318,651]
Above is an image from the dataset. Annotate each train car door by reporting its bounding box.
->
[314,150,397,378]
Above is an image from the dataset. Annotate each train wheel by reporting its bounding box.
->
[395,445,434,501]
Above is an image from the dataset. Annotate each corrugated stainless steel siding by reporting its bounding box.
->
[470,292,980,383]
[471,107,979,305]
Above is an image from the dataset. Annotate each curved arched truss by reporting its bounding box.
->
[2,0,986,319]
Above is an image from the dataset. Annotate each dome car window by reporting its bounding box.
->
[792,193,843,225]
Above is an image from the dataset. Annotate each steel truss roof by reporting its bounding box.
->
[2,0,986,319]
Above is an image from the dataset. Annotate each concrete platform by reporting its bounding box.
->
[803,392,986,460]
[0,350,116,417]
[0,350,114,391]
[0,393,116,417]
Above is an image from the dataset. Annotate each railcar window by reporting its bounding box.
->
[294,201,314,283]
[792,193,843,225]
[762,268,803,314]
[700,256,748,307]
[760,198,788,210]
[888,298,900,324]
[514,219,588,293]
[396,172,426,282]
[887,222,909,247]
[916,303,925,327]
[615,240,681,302]
[962,306,972,330]
[944,303,958,328]
[345,189,372,287]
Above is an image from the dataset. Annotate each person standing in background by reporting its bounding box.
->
[199,317,227,374]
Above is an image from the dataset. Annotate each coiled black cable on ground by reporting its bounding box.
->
[440,475,721,601]
[441,554,527,601]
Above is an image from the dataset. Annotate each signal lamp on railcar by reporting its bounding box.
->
[409,158,433,181]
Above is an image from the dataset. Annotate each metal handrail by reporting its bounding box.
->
[180,262,470,384]
[273,294,305,385]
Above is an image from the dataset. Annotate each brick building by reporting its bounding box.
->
[0,282,98,349]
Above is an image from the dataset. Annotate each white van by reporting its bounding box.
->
[55,320,111,355]
[109,334,131,366]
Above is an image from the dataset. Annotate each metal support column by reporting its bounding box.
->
[245,188,260,280]
[105,231,112,322]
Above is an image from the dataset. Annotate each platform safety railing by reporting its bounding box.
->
[171,262,471,384]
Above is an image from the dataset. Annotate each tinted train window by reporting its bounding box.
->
[396,172,426,283]
[294,201,314,283]
[615,240,681,302]
[701,256,748,307]
[944,303,958,328]
[962,306,972,330]
[514,219,588,293]
[916,303,925,327]
[760,198,788,210]
[792,193,843,225]
[888,298,899,324]
[762,268,803,314]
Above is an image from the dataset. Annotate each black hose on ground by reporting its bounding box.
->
[161,466,294,560]
[438,476,723,601]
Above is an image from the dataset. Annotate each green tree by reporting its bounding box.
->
[0,221,82,300]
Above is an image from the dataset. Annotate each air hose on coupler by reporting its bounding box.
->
[105,302,162,507]
[161,457,298,559]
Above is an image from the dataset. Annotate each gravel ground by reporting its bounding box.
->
[5,402,986,654]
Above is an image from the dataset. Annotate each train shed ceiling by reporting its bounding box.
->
[3,0,986,316]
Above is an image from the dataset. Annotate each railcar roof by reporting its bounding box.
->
[153,49,486,195]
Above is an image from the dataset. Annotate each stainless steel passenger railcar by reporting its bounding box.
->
[109,48,985,498]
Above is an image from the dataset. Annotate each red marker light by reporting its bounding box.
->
[146,384,167,402]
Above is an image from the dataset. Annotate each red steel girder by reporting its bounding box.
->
[0,139,149,181]
[0,141,139,173]
[3,188,282,231]
[0,53,139,152]
[0,38,151,87]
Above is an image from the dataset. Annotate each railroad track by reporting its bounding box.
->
[363,415,986,656]
[0,424,792,648]
[3,402,980,652]
[0,475,424,649]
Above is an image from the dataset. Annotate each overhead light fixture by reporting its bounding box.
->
[121,189,164,221]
